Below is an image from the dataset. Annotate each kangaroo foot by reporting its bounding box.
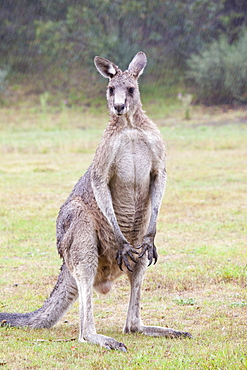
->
[124,325,192,339]
[81,333,127,352]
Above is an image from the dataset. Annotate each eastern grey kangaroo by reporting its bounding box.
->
[0,52,191,351]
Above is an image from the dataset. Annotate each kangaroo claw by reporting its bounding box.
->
[138,240,158,266]
[116,243,139,271]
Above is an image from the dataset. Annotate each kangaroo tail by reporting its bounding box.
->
[0,262,78,329]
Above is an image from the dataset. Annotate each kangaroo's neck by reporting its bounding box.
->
[109,107,148,130]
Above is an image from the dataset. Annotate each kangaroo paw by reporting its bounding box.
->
[116,242,139,272]
[138,237,158,266]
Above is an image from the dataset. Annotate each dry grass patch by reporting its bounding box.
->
[0,106,247,369]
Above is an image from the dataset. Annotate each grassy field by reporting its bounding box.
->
[0,101,246,369]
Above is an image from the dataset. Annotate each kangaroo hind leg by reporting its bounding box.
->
[66,213,127,352]
[124,256,192,339]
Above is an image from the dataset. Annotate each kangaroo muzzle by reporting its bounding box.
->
[114,103,125,115]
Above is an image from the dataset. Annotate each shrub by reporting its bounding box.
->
[187,29,247,104]
[224,31,247,101]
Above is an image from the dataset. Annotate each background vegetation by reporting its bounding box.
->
[0,0,247,104]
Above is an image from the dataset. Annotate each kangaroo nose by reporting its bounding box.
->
[114,104,125,114]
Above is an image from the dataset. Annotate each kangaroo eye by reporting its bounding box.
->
[128,87,134,95]
[109,87,114,96]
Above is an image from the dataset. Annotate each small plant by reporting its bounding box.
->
[230,301,247,308]
[0,66,10,105]
[172,297,196,306]
[39,91,50,114]
[216,265,247,284]
[0,66,9,92]
[177,93,193,120]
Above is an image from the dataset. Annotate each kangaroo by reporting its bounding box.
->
[0,52,191,351]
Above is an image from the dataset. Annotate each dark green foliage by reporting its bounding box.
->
[187,29,247,104]
[1,0,246,71]
[218,0,247,43]
[1,0,247,105]
[31,0,233,69]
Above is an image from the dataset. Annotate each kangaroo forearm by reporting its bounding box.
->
[92,180,127,244]
[145,170,166,238]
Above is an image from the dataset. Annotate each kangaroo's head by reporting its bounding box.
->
[94,52,147,117]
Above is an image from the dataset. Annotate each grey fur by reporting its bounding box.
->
[0,52,191,351]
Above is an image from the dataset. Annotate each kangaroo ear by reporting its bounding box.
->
[128,51,147,79]
[94,56,119,79]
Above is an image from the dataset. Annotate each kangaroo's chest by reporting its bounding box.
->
[112,129,153,186]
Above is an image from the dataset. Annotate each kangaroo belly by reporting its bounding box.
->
[109,130,152,244]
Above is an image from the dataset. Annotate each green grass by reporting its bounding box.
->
[0,103,247,369]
